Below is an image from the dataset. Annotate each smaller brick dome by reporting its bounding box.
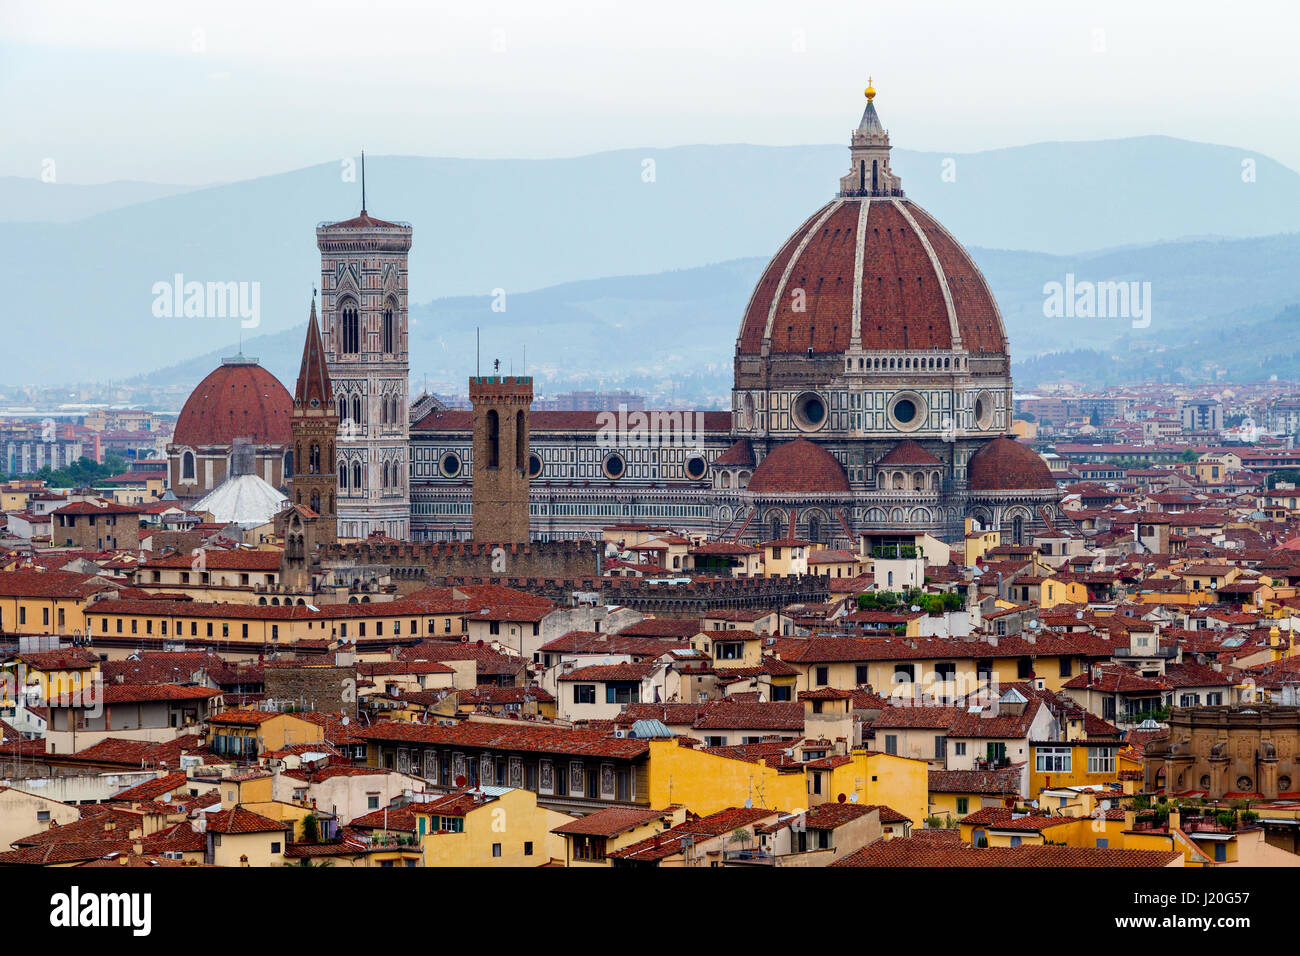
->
[748,439,850,494]
[174,358,292,447]
[967,436,1054,491]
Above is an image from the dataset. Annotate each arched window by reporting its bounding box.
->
[807,515,821,543]
[337,397,346,421]
[310,490,321,514]
[382,462,390,489]
[352,461,362,490]
[340,298,360,354]
[769,513,784,540]
[381,397,388,425]
[486,409,500,468]
[181,451,195,481]
[1012,515,1024,546]
[309,443,320,475]
[382,298,395,354]
[515,410,526,471]
[352,395,362,427]
[283,450,293,479]
[339,464,348,490]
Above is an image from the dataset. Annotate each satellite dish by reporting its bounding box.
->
[837,793,847,803]
[744,798,753,809]
[849,793,858,803]
[162,793,172,803]
[341,716,350,726]
[910,605,920,613]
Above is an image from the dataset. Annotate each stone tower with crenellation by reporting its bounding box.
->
[470,372,532,543]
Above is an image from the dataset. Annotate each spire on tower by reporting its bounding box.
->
[360,150,367,215]
[295,296,333,410]
[839,80,902,198]
[858,78,884,135]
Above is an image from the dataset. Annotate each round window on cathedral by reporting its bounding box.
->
[528,452,543,479]
[974,390,994,430]
[890,392,926,431]
[792,391,827,431]
[602,453,626,479]
[685,455,708,481]
[439,452,462,478]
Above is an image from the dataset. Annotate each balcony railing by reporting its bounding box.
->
[722,848,773,864]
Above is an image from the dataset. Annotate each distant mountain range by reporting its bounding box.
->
[6,135,1300,385]
[137,228,1300,402]
[0,177,202,223]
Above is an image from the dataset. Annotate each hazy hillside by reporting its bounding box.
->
[0,177,201,223]
[6,136,1300,383]
[1014,304,1300,388]
[138,229,1300,402]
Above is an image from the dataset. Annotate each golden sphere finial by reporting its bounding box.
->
[864,76,876,101]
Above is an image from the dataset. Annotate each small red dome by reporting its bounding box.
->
[967,436,1054,491]
[173,359,292,447]
[748,439,850,494]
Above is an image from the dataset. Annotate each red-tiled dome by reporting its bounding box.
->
[877,439,942,467]
[737,197,1006,356]
[748,439,850,494]
[715,438,755,467]
[967,436,1054,491]
[173,359,292,447]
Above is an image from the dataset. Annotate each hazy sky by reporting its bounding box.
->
[3,0,1299,184]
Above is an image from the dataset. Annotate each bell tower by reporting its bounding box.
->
[289,296,338,545]
[470,368,532,543]
[316,153,413,541]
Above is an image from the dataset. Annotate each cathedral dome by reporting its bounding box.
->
[967,436,1055,491]
[747,438,850,495]
[730,87,1015,447]
[174,357,293,447]
[736,196,1006,359]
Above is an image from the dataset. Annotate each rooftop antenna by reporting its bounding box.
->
[476,328,480,378]
[360,150,367,214]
